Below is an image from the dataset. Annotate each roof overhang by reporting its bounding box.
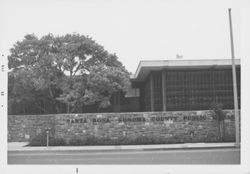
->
[131,59,241,82]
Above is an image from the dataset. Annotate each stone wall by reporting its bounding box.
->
[8,110,239,143]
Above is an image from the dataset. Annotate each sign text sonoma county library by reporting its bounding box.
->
[66,115,234,124]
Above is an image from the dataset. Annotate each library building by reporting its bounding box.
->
[113,59,241,112]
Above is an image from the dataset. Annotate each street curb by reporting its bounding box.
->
[143,146,238,151]
[8,143,238,152]
[8,146,238,153]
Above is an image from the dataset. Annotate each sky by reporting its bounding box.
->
[0,0,246,73]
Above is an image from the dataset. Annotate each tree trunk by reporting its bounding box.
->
[34,101,46,114]
[23,103,25,115]
[55,104,60,114]
[221,120,225,141]
[67,103,70,113]
[43,98,46,114]
[219,120,225,141]
[217,120,220,141]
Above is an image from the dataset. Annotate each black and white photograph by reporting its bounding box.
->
[0,0,250,173]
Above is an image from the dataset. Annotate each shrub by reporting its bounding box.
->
[67,136,162,146]
[210,102,225,121]
[29,133,66,146]
[209,102,226,141]
[68,136,103,146]
[84,136,99,145]
[68,137,86,146]
[49,138,66,146]
[29,133,47,146]
[133,136,155,145]
[29,134,188,146]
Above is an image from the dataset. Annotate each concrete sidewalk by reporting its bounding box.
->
[8,142,238,152]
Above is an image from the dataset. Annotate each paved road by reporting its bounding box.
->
[8,148,240,164]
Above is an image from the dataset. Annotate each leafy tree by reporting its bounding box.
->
[8,34,64,114]
[83,64,130,109]
[8,33,130,114]
[52,34,130,112]
[210,102,226,141]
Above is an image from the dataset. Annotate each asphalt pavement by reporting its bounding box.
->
[8,142,240,164]
[8,148,240,164]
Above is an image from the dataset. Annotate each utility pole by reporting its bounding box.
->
[228,8,240,147]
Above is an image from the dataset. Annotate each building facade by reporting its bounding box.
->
[117,59,240,112]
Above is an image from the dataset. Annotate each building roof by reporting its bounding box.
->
[131,59,240,82]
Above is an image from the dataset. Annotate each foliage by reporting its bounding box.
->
[46,135,184,146]
[29,132,66,146]
[8,33,130,114]
[84,64,130,108]
[49,138,67,146]
[67,135,187,146]
[28,131,235,146]
[68,136,100,146]
[209,102,226,141]
[210,102,225,121]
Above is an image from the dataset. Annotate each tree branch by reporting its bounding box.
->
[72,63,82,76]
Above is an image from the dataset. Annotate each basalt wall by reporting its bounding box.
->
[8,110,239,143]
